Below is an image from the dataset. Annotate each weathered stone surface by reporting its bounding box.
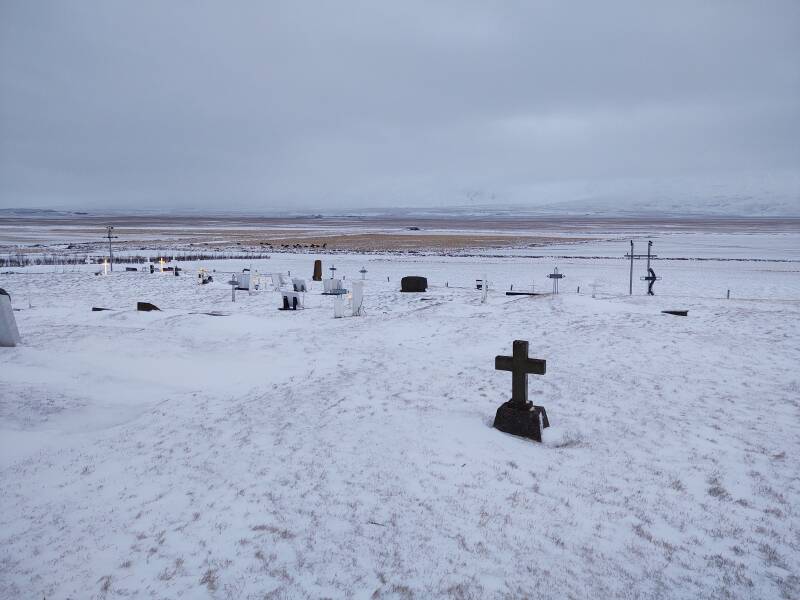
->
[400,276,427,292]
[493,401,549,442]
[493,340,549,442]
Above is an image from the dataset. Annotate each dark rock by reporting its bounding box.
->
[136,302,160,312]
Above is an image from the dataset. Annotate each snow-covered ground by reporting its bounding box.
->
[1,242,799,599]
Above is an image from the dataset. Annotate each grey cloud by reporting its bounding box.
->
[1,0,798,210]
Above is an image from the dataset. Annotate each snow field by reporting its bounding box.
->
[1,250,799,599]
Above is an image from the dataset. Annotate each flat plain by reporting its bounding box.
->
[1,216,798,599]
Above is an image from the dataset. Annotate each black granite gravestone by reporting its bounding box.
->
[493,340,550,442]
[401,276,427,292]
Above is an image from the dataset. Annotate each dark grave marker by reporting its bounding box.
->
[493,340,550,442]
[401,276,427,292]
[313,260,322,281]
[136,302,160,312]
[641,268,661,295]
[91,307,113,312]
[279,291,303,310]
[662,310,688,316]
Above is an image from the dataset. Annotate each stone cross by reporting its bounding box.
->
[495,340,546,408]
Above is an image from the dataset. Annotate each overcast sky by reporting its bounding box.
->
[1,1,798,211]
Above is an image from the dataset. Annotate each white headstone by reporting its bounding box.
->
[333,295,344,318]
[324,278,344,293]
[0,290,21,347]
[292,278,307,292]
[236,272,251,290]
[351,280,364,316]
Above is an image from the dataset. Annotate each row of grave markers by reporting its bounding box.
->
[94,238,662,297]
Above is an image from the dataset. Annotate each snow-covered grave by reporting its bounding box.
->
[279,290,303,311]
[323,277,346,294]
[234,270,251,290]
[1,237,799,599]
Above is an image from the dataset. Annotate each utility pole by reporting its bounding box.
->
[624,240,659,295]
[105,226,118,272]
[628,240,634,295]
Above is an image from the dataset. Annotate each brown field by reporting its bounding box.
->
[1,214,798,252]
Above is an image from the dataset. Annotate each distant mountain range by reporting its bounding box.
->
[1,173,797,219]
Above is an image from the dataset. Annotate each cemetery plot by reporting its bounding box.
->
[0,248,799,600]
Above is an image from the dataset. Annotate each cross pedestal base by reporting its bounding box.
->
[493,400,550,442]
